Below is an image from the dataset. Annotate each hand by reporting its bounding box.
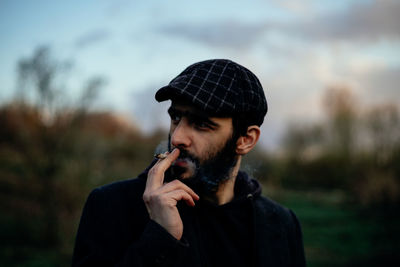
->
[143,148,199,240]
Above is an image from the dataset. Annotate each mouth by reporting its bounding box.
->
[172,157,197,179]
[173,158,189,167]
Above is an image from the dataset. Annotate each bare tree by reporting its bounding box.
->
[323,86,358,158]
[9,45,105,247]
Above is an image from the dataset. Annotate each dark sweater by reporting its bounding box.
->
[194,195,254,267]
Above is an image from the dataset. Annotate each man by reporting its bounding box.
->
[72,59,306,266]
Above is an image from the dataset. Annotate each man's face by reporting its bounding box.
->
[167,102,238,192]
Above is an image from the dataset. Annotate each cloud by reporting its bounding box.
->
[158,1,399,51]
[130,85,171,134]
[75,29,112,49]
[287,0,400,42]
[359,66,400,103]
[158,20,268,50]
[105,0,135,18]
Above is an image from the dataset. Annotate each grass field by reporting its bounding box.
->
[270,189,400,267]
[2,189,399,266]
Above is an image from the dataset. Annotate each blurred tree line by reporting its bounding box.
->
[244,85,400,206]
[0,47,165,265]
[1,46,399,266]
[277,87,400,206]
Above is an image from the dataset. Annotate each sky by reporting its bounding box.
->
[1,0,399,150]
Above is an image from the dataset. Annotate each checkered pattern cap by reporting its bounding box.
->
[155,59,268,125]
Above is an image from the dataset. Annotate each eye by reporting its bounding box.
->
[168,111,181,124]
[196,121,209,128]
[193,119,214,130]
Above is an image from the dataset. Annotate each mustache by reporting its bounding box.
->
[167,135,198,163]
[177,149,196,161]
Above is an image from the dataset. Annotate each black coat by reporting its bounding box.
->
[72,167,306,267]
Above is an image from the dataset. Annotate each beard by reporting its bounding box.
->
[166,134,238,196]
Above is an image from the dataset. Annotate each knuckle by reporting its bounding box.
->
[142,192,150,203]
[177,189,188,198]
[178,189,187,195]
[148,167,157,176]
[170,179,180,186]
[143,191,158,203]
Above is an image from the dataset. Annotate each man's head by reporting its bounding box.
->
[155,59,267,192]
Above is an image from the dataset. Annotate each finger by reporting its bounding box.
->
[158,179,199,201]
[156,148,180,172]
[146,148,180,190]
[165,189,196,207]
[154,152,168,160]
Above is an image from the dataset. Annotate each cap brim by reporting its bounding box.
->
[155,86,172,102]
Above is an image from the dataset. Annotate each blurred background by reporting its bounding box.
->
[1,0,399,266]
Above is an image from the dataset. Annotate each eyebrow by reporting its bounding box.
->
[168,106,220,128]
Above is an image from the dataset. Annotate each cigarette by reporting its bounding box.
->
[154,152,168,159]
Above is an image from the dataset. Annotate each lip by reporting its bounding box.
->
[173,159,188,168]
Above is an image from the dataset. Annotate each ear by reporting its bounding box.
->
[236,126,261,155]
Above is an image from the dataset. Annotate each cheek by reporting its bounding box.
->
[197,139,225,163]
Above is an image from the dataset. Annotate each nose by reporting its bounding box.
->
[171,119,192,149]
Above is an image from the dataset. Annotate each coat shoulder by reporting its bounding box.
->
[96,175,146,197]
[254,195,300,227]
[84,174,148,217]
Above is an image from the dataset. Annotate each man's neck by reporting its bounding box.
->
[206,156,242,205]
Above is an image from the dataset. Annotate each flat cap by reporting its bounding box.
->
[155,59,268,125]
